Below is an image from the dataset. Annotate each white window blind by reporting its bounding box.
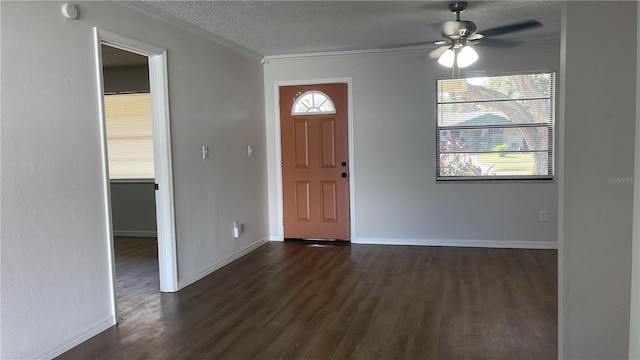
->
[436,73,555,180]
[104,93,154,180]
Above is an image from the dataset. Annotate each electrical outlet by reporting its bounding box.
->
[233,221,242,239]
[539,210,548,222]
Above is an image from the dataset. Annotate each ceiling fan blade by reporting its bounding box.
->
[380,40,441,49]
[425,21,443,33]
[474,38,522,48]
[479,20,542,37]
[429,46,450,59]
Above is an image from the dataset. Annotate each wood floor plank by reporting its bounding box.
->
[301,329,346,360]
[58,239,557,360]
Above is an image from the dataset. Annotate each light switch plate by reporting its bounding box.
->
[202,146,209,159]
[539,210,548,222]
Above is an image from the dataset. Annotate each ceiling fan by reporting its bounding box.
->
[382,2,542,68]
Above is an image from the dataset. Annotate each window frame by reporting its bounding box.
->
[435,70,556,182]
[291,90,337,115]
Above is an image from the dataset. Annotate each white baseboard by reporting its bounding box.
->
[269,235,284,241]
[351,237,558,249]
[30,316,115,360]
[113,230,157,238]
[178,237,269,289]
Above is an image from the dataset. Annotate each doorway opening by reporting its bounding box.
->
[101,44,162,320]
[94,29,178,321]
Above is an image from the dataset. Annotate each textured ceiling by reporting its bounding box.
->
[135,1,562,57]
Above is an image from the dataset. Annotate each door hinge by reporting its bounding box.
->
[154,183,159,190]
[281,160,283,167]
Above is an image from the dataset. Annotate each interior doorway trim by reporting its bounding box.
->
[93,28,178,303]
[273,78,355,241]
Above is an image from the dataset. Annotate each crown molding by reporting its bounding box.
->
[116,1,264,62]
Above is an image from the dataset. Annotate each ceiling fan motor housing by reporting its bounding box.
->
[441,20,477,39]
[448,1,468,14]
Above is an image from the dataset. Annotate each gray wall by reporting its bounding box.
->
[632,4,640,356]
[560,2,636,358]
[0,1,268,358]
[264,40,560,247]
[103,64,157,236]
[110,182,157,237]
[103,65,149,93]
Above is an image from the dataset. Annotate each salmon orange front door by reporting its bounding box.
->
[280,83,350,240]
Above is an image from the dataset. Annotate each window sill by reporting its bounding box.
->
[436,176,555,183]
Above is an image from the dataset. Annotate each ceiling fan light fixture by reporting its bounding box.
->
[438,48,456,67]
[456,45,478,68]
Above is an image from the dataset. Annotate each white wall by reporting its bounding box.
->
[560,2,636,359]
[0,1,268,358]
[264,41,560,247]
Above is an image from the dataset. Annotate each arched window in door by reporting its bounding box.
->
[291,90,336,115]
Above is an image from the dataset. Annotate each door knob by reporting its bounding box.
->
[341,161,347,167]
[341,172,348,178]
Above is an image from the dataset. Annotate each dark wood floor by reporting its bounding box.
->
[59,239,557,359]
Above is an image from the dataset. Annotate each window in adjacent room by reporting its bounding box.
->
[436,72,555,180]
[104,92,154,180]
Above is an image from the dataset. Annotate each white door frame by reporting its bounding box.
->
[274,78,355,241]
[93,28,178,305]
